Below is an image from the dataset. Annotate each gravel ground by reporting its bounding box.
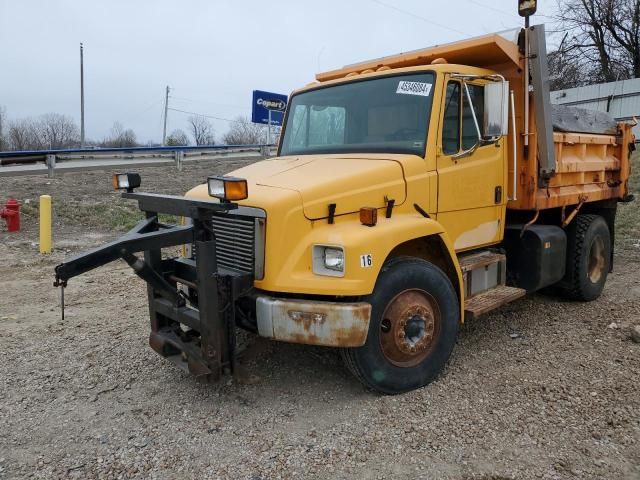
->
[1,159,639,479]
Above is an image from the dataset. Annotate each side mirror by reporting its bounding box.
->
[484,81,509,139]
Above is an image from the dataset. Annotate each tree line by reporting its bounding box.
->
[549,0,639,90]
[0,106,269,152]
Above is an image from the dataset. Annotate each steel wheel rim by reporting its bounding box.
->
[379,289,441,368]
[587,236,606,283]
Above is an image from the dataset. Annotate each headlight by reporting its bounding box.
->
[112,172,141,192]
[323,248,344,271]
[312,245,345,277]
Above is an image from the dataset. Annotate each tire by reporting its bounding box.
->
[341,256,459,394]
[560,214,611,301]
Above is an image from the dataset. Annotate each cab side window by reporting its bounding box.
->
[462,84,484,150]
[441,82,460,155]
[442,81,485,155]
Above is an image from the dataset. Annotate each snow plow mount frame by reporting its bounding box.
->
[53,192,253,381]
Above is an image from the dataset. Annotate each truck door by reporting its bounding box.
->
[435,77,506,251]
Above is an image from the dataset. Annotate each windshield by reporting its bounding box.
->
[279,72,435,156]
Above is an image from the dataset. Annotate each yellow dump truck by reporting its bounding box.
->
[55,19,635,393]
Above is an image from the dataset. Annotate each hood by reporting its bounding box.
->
[231,155,407,219]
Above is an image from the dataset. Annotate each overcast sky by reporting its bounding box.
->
[0,0,558,144]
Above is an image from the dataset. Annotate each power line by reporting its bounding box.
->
[167,107,249,124]
[463,0,519,19]
[127,99,163,121]
[170,95,247,110]
[368,0,468,36]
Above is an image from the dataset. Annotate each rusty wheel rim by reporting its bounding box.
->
[587,236,606,283]
[379,289,441,368]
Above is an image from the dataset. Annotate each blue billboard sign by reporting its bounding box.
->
[251,90,288,126]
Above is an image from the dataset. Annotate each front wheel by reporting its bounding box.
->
[341,257,459,394]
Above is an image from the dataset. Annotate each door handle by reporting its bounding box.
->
[494,186,502,204]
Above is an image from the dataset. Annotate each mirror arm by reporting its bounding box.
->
[480,136,501,145]
[463,82,483,142]
[452,142,480,160]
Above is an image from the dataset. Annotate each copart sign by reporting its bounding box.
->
[252,90,289,126]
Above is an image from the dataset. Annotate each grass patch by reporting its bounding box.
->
[54,198,177,232]
[19,201,39,220]
[615,151,639,247]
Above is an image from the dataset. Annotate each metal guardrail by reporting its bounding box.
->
[0,144,275,178]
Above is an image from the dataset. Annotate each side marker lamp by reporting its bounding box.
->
[360,207,378,227]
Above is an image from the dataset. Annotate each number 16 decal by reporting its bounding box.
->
[360,254,373,268]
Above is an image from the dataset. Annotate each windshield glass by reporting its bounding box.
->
[279,72,435,156]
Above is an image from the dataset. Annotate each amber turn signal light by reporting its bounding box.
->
[360,207,378,227]
[207,176,248,201]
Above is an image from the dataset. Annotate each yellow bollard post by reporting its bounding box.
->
[39,195,52,254]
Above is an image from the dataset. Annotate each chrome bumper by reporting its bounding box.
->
[256,296,371,347]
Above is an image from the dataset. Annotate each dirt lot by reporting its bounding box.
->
[1,156,639,479]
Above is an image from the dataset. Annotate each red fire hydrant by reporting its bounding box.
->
[1,198,21,232]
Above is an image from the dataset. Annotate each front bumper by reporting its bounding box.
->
[256,296,371,347]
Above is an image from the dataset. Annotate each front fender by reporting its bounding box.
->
[254,212,462,300]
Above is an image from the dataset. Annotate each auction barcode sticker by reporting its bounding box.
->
[396,81,432,97]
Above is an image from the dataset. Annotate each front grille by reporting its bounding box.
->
[211,214,255,273]
[192,211,265,277]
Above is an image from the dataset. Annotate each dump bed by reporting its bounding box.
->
[315,27,634,212]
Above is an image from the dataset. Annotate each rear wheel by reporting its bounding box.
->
[560,214,611,301]
[341,257,459,394]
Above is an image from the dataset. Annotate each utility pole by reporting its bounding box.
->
[80,42,85,148]
[162,85,170,145]
[0,106,4,149]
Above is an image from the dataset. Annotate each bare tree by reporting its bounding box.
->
[555,0,640,83]
[0,105,7,151]
[38,113,80,149]
[548,49,587,90]
[187,116,215,145]
[222,116,266,145]
[8,118,43,151]
[603,0,640,78]
[2,111,81,151]
[166,129,190,146]
[102,121,138,147]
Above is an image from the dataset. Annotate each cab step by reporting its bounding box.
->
[458,250,507,299]
[458,250,505,273]
[464,285,526,320]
